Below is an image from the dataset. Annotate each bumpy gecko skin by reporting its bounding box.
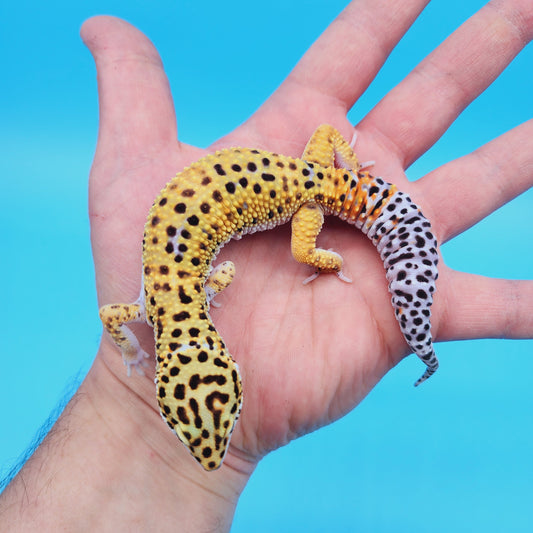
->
[99,125,439,470]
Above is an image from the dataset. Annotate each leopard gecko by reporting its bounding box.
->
[99,124,439,470]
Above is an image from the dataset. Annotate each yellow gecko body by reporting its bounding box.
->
[100,125,439,470]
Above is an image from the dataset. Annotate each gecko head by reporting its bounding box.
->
[156,353,243,471]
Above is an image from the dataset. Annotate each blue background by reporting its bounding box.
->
[1,1,532,531]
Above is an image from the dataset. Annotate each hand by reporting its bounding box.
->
[2,1,531,530]
[87,0,533,467]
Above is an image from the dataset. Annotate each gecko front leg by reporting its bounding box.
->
[205,260,236,308]
[99,299,150,376]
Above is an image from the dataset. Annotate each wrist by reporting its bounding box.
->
[0,346,255,532]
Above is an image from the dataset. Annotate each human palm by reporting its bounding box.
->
[84,1,533,471]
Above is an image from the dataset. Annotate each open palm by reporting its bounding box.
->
[83,0,533,472]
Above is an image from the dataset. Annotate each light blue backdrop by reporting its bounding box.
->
[1,1,532,531]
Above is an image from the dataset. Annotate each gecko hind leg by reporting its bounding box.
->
[205,260,236,308]
[291,202,351,284]
[303,124,361,170]
[99,299,150,376]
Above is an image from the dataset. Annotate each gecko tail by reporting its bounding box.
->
[413,357,439,387]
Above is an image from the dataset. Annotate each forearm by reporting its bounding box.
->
[0,351,250,532]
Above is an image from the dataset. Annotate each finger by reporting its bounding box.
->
[358,0,533,166]
[81,16,177,168]
[245,0,429,143]
[419,119,533,243]
[288,0,429,107]
[437,269,533,341]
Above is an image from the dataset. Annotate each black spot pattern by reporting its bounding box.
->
[137,135,439,474]
[361,189,439,386]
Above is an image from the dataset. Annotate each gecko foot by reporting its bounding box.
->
[302,272,320,285]
[336,271,352,283]
[123,349,151,377]
[349,130,374,170]
[302,270,352,285]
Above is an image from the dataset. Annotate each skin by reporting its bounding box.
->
[1,0,532,530]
